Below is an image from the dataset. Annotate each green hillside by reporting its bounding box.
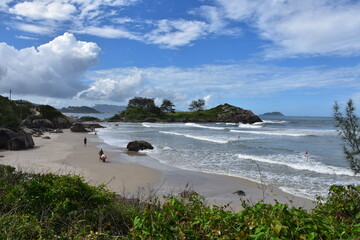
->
[0,95,67,130]
[109,103,262,123]
[59,106,100,113]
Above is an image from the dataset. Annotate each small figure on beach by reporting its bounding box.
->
[84,137,87,145]
[99,149,107,162]
[100,154,107,162]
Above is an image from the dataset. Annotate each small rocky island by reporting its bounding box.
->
[261,112,284,116]
[110,102,262,124]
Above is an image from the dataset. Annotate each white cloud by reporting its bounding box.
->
[216,0,360,57]
[80,63,360,110]
[79,26,140,39]
[0,32,100,98]
[10,1,76,21]
[0,0,12,11]
[76,68,143,101]
[144,19,208,48]
[16,23,53,35]
[15,35,38,40]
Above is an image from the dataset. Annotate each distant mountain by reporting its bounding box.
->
[60,106,100,113]
[92,104,126,113]
[261,112,284,116]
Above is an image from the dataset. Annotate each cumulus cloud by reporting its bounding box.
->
[215,0,360,57]
[76,68,143,101]
[77,63,360,110]
[3,0,360,55]
[0,32,100,98]
[10,1,76,21]
[1,0,227,49]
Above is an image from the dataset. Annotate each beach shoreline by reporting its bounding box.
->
[0,129,315,211]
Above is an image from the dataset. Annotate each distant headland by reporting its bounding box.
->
[261,112,284,116]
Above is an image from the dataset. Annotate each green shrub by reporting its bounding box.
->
[79,116,102,122]
[129,186,360,239]
[0,167,138,239]
[38,105,64,119]
[1,166,359,239]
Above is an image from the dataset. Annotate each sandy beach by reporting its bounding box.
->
[0,129,315,211]
[0,129,161,194]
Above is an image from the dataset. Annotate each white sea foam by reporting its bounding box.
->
[142,122,185,128]
[260,120,289,124]
[231,129,309,137]
[160,131,229,144]
[237,153,355,176]
[238,123,263,129]
[185,123,226,130]
[225,123,238,125]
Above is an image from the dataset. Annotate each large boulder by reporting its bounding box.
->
[0,129,17,148]
[82,123,105,129]
[0,128,35,150]
[22,117,74,129]
[127,141,154,152]
[70,122,90,132]
[216,104,262,124]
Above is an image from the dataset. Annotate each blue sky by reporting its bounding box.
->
[1,0,360,116]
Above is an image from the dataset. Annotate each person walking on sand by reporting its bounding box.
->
[84,137,87,145]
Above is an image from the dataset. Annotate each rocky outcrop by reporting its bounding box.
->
[70,123,89,132]
[22,117,75,129]
[127,141,154,152]
[70,122,105,132]
[215,104,262,124]
[0,128,35,150]
[82,123,105,129]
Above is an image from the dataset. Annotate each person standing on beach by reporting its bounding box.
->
[84,137,87,145]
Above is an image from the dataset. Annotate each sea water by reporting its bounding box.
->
[96,116,360,199]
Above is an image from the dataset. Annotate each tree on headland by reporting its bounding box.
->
[333,99,360,175]
[189,99,205,112]
[127,97,161,115]
[160,99,175,113]
[128,97,156,110]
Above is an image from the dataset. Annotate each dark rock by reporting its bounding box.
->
[0,128,17,148]
[216,104,262,124]
[22,117,74,129]
[0,128,34,150]
[127,140,154,152]
[143,118,157,122]
[82,123,105,129]
[23,119,54,128]
[42,136,51,139]
[70,122,89,132]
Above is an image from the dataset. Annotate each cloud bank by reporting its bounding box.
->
[215,0,360,57]
[2,0,360,55]
[0,32,100,98]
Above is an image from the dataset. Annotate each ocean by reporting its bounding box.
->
[95,116,360,200]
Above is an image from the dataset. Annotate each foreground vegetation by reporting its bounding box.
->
[0,165,359,239]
